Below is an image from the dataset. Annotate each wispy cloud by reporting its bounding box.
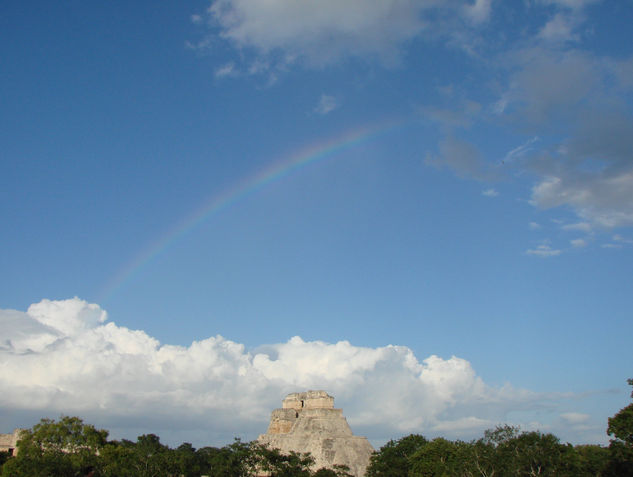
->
[502,137,539,164]
[613,234,633,245]
[537,12,580,43]
[526,243,562,257]
[482,188,498,197]
[314,94,339,115]
[214,62,237,78]
[562,222,592,232]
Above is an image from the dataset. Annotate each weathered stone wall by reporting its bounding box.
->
[282,390,335,411]
[0,429,23,456]
[259,391,373,477]
[266,408,298,434]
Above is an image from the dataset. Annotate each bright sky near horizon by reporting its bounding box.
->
[1,0,632,449]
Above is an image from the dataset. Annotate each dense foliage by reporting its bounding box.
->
[367,426,607,476]
[2,379,632,476]
[0,419,350,477]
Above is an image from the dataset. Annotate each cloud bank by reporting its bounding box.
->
[0,298,604,446]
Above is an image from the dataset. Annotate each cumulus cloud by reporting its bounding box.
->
[200,0,503,68]
[206,0,427,67]
[491,44,633,233]
[530,169,633,229]
[0,298,598,446]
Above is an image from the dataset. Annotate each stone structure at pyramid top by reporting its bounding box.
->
[282,390,334,411]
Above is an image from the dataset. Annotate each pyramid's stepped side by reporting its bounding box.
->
[257,391,374,477]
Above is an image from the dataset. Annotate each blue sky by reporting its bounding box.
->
[1,0,632,447]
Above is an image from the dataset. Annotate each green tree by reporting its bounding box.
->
[1,416,107,477]
[509,431,579,476]
[606,378,633,476]
[253,444,314,477]
[201,439,256,477]
[366,434,428,477]
[174,442,205,477]
[133,433,178,477]
[408,437,472,477]
[313,464,354,476]
[575,444,609,476]
[476,425,522,476]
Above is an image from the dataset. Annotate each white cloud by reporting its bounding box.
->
[314,94,339,115]
[526,243,562,257]
[560,412,590,425]
[207,0,429,67]
[613,234,633,245]
[462,0,492,25]
[529,222,541,230]
[537,0,600,10]
[570,238,587,248]
[537,13,579,43]
[0,298,597,446]
[432,416,492,433]
[502,137,539,164]
[202,0,503,69]
[562,222,592,232]
[215,62,237,78]
[530,170,633,229]
[482,188,498,197]
[501,49,600,125]
[496,48,633,231]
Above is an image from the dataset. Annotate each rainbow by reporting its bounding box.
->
[97,117,405,302]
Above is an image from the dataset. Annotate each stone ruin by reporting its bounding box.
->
[0,429,22,456]
[257,390,374,477]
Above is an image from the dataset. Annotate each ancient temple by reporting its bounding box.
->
[257,390,374,477]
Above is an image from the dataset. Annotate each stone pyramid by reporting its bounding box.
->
[257,390,374,477]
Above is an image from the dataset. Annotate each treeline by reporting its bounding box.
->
[369,378,633,477]
[367,428,613,476]
[2,379,632,477]
[0,417,350,477]
[367,380,633,477]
